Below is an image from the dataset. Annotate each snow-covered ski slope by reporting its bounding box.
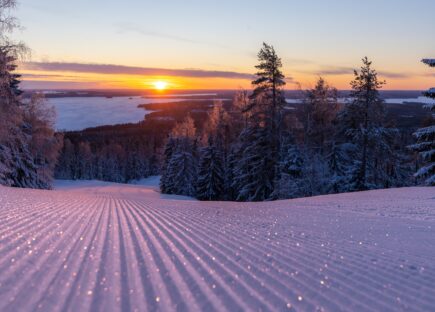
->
[0,182,434,311]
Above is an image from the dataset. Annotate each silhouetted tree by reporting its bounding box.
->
[233,43,286,201]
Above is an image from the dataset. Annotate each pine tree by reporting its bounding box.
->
[338,57,401,191]
[196,137,225,201]
[409,59,435,185]
[233,43,286,201]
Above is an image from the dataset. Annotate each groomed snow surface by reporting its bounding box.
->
[0,180,434,311]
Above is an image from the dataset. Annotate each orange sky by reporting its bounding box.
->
[15,1,435,91]
[19,66,434,91]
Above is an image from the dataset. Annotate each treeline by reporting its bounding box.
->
[0,1,62,189]
[55,138,159,183]
[160,43,427,201]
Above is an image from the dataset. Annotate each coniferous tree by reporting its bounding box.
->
[198,101,229,200]
[302,77,339,153]
[160,116,198,196]
[160,136,176,193]
[274,145,309,199]
[0,2,61,189]
[165,148,197,196]
[337,57,402,191]
[326,142,356,193]
[409,59,435,185]
[196,137,225,200]
[76,142,93,180]
[0,47,46,188]
[234,126,276,201]
[233,43,286,201]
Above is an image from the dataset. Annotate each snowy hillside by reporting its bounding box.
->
[0,182,434,311]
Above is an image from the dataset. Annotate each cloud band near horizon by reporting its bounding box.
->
[22,62,255,80]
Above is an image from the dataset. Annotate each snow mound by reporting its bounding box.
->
[0,184,434,311]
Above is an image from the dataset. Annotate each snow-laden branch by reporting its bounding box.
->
[422,59,435,67]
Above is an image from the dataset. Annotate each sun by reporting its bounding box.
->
[153,81,168,91]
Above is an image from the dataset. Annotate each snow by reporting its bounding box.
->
[130,175,161,188]
[48,97,187,131]
[425,88,435,99]
[0,183,434,311]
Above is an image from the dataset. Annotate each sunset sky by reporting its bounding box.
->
[16,0,435,90]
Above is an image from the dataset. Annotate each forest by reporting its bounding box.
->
[158,44,434,201]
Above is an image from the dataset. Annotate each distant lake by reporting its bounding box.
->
[48,96,187,131]
[50,95,434,132]
[384,96,434,104]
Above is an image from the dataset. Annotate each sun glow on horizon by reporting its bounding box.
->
[153,80,168,91]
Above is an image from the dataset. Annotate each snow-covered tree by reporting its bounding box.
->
[337,57,402,191]
[196,137,225,200]
[24,93,63,185]
[409,59,435,185]
[274,145,310,199]
[0,47,43,188]
[0,2,61,189]
[160,116,198,196]
[233,126,277,201]
[160,136,176,193]
[326,142,356,193]
[165,150,197,196]
[302,77,339,153]
[97,143,126,183]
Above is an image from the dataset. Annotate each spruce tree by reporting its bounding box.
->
[196,137,225,201]
[274,145,309,199]
[160,116,198,196]
[0,47,40,188]
[234,126,276,201]
[160,136,176,193]
[165,149,197,196]
[326,142,355,193]
[409,59,434,185]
